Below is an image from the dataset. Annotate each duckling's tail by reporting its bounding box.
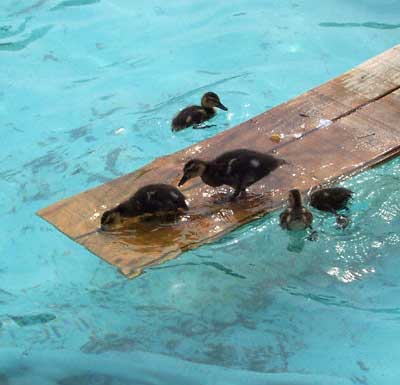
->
[171,118,184,132]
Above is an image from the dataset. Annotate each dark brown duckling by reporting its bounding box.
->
[178,149,286,200]
[310,187,353,228]
[171,92,228,132]
[101,184,188,231]
[280,189,313,231]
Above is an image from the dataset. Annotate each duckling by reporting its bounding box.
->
[178,149,286,200]
[171,92,228,132]
[280,189,313,231]
[101,184,188,231]
[310,187,353,228]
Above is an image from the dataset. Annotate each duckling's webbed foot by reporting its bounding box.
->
[335,214,350,229]
[192,124,216,130]
[212,189,231,204]
[307,230,319,241]
[230,188,246,201]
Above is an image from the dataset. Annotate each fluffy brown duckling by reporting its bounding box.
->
[101,184,188,231]
[178,149,286,200]
[280,189,313,231]
[310,187,353,228]
[171,92,228,132]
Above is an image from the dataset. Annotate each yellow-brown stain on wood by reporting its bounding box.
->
[38,45,400,278]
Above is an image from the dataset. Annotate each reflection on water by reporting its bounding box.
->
[97,188,273,259]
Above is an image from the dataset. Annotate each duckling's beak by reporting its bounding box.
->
[178,174,189,186]
[216,102,228,111]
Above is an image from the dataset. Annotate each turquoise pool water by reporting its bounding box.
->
[1,1,400,384]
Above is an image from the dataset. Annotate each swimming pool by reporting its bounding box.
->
[1,0,400,384]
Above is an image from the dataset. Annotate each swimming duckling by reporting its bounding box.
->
[310,187,353,228]
[101,184,188,231]
[172,92,228,131]
[178,149,286,200]
[280,189,313,231]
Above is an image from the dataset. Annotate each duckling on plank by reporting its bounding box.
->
[178,149,286,200]
[101,184,188,231]
[310,187,353,228]
[172,92,228,132]
[280,189,313,231]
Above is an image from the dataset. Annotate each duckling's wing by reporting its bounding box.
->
[237,154,279,185]
[172,106,208,130]
[336,188,353,200]
[309,190,325,208]
[310,190,334,210]
[327,189,353,209]
[209,151,267,188]
[153,188,187,211]
[302,209,313,227]
[279,209,290,229]
[310,188,351,212]
[167,189,189,210]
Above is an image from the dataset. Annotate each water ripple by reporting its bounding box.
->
[282,286,400,314]
[138,72,250,114]
[150,261,246,279]
[0,25,52,52]
[0,17,31,39]
[51,0,100,11]
[11,0,49,16]
[319,21,400,29]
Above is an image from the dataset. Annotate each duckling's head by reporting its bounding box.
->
[201,92,228,111]
[101,208,128,231]
[288,189,303,209]
[178,159,208,186]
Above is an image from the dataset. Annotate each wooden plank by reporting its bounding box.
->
[38,45,400,278]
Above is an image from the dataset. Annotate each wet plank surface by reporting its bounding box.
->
[38,45,400,278]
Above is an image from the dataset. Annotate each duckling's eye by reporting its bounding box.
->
[185,162,196,172]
